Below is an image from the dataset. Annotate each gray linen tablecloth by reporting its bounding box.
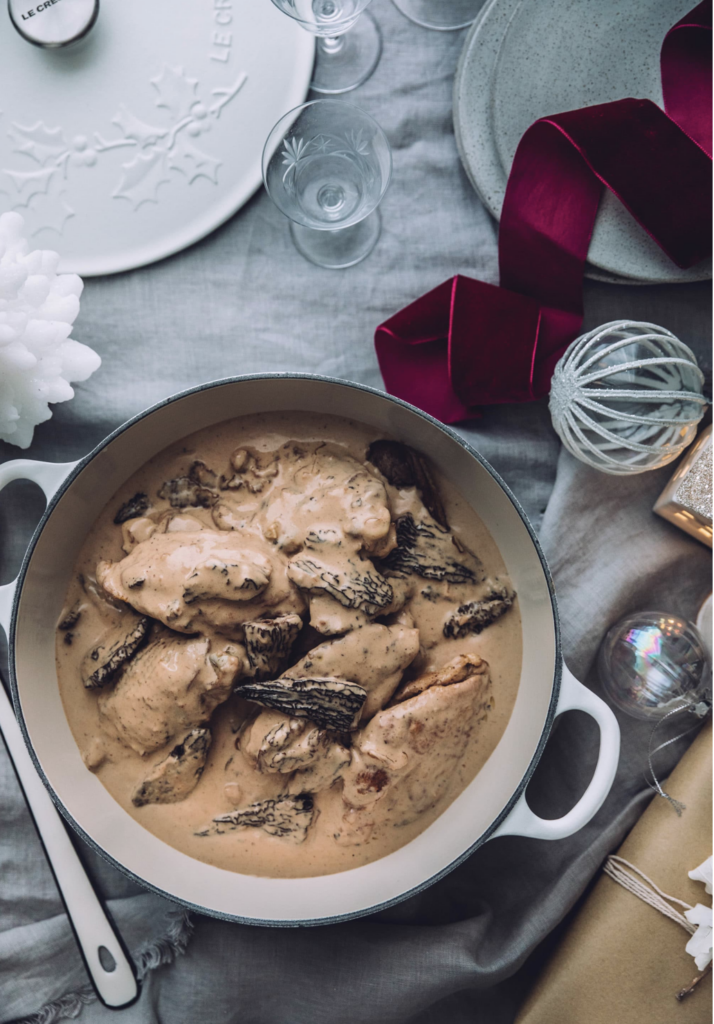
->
[0,3,711,1021]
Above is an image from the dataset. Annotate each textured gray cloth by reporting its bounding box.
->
[0,2,711,1021]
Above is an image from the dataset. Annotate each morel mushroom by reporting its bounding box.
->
[81,615,150,689]
[114,492,152,525]
[243,614,303,681]
[235,676,367,732]
[366,439,448,529]
[378,512,481,585]
[243,711,350,793]
[443,584,515,639]
[200,794,315,842]
[158,461,219,509]
[287,554,393,617]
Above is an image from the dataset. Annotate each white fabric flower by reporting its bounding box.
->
[684,904,713,971]
[0,211,100,449]
[689,856,713,895]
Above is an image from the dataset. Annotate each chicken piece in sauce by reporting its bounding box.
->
[242,710,350,793]
[98,634,243,756]
[97,529,304,636]
[284,623,420,721]
[338,659,492,841]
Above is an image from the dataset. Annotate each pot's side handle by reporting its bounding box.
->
[0,459,79,635]
[490,664,620,842]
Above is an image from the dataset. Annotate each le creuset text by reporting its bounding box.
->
[19,0,64,19]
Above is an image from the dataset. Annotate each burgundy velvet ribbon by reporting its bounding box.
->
[375,2,713,423]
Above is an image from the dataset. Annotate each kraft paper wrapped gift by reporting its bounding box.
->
[517,720,712,1024]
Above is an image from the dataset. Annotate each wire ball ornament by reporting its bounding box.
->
[549,321,707,475]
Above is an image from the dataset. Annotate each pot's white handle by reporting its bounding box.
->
[0,457,139,1008]
[490,664,620,842]
[0,459,79,635]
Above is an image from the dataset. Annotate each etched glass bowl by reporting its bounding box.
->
[262,99,392,268]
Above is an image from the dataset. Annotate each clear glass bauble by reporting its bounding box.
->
[597,611,711,720]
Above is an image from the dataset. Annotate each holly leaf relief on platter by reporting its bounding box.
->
[1,64,248,220]
[151,65,200,121]
[0,120,68,212]
[7,122,67,166]
[1,166,56,206]
[112,149,171,209]
[168,136,221,186]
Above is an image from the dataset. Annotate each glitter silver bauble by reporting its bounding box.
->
[597,611,711,720]
[549,321,707,475]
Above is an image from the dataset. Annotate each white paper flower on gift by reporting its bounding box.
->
[685,856,713,971]
[0,211,100,449]
[684,904,713,971]
[689,855,713,895]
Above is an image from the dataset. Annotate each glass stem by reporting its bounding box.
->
[319,34,346,56]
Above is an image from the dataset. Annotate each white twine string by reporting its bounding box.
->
[604,851,714,1002]
[603,856,696,934]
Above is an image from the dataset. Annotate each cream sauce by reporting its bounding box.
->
[55,413,522,878]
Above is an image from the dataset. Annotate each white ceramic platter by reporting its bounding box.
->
[454,0,712,285]
[0,1,314,276]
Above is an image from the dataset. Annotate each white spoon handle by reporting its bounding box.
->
[0,680,139,1008]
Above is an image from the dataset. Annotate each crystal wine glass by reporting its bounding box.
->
[262,100,392,269]
[270,0,382,94]
[391,0,485,31]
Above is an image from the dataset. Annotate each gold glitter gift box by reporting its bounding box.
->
[654,424,712,547]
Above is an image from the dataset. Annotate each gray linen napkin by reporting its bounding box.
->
[0,1,711,1020]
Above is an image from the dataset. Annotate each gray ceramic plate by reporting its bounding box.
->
[454,0,712,285]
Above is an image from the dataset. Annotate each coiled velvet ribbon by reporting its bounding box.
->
[375,2,712,423]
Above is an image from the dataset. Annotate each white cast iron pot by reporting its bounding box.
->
[0,375,620,925]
